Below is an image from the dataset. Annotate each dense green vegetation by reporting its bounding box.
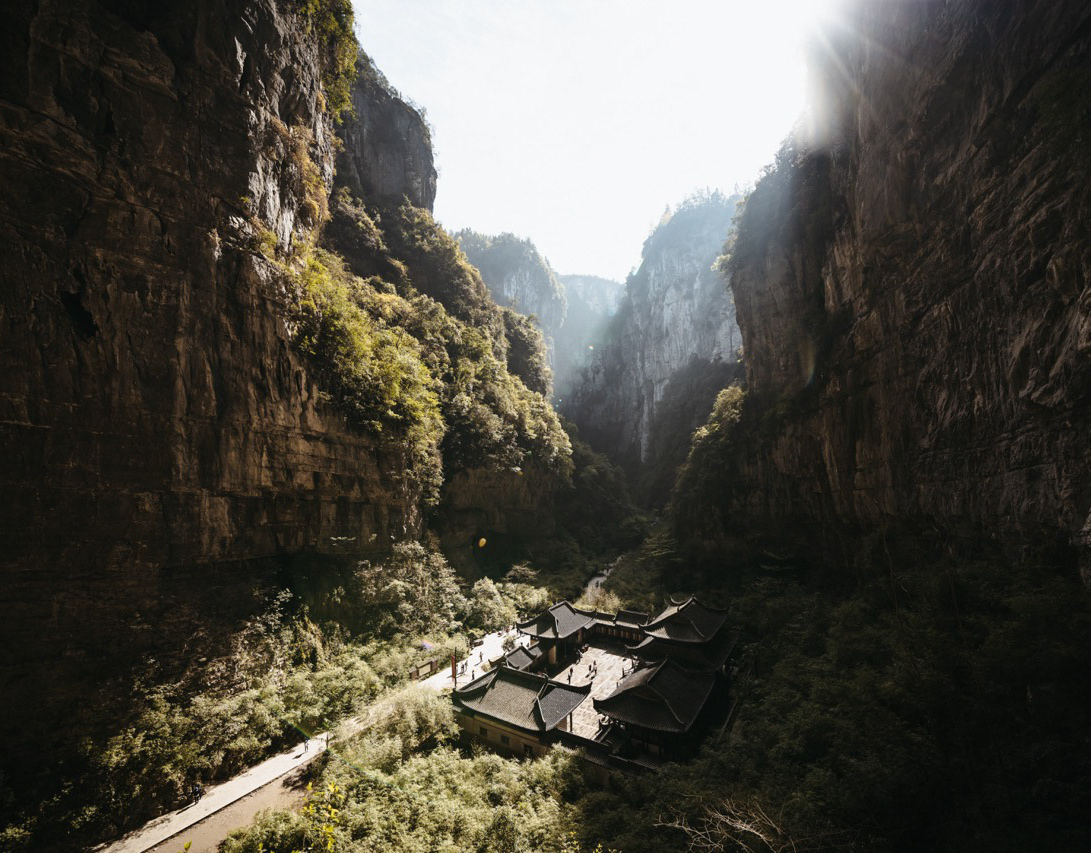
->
[454,229,567,324]
[668,383,747,559]
[637,358,743,509]
[292,247,446,500]
[501,306,554,397]
[292,0,357,120]
[0,544,566,850]
[213,531,1091,852]
[225,711,588,853]
[319,193,571,482]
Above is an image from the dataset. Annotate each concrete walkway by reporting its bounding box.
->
[418,628,525,692]
[97,735,327,853]
[99,627,525,852]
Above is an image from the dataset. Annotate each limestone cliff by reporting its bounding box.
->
[336,53,437,211]
[452,230,625,403]
[565,193,742,495]
[455,230,567,349]
[554,274,623,401]
[0,0,426,782]
[0,0,570,801]
[674,0,1091,573]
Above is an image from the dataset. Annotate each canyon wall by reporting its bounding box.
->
[554,274,624,402]
[455,230,567,341]
[566,194,742,495]
[454,232,626,402]
[0,0,492,786]
[676,0,1091,573]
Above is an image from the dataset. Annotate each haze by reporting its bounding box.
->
[352,1,822,280]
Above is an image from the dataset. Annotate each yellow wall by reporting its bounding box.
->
[455,712,548,758]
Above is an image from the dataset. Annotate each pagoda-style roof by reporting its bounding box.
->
[453,667,590,733]
[517,601,595,641]
[502,644,541,671]
[594,658,717,734]
[641,597,728,644]
[615,609,651,628]
[630,627,738,669]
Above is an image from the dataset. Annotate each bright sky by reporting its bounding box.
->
[351,1,823,280]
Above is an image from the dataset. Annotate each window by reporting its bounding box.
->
[479,726,488,737]
[500,735,510,745]
[523,744,535,757]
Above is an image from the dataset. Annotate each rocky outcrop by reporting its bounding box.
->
[455,230,567,347]
[335,53,437,211]
[682,0,1091,572]
[452,232,626,403]
[0,0,426,785]
[566,194,742,476]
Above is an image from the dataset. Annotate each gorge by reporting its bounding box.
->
[1,0,1089,851]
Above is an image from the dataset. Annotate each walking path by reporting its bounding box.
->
[99,627,520,853]
[582,557,619,600]
[97,735,327,853]
[419,628,525,691]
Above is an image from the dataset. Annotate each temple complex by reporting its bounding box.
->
[451,595,737,768]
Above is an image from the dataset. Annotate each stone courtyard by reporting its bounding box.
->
[553,640,637,738]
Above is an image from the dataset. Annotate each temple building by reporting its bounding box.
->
[455,595,736,767]
[451,666,590,758]
[516,601,596,664]
[627,596,736,671]
[593,657,727,757]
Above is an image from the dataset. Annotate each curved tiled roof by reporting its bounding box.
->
[629,628,738,669]
[594,659,716,733]
[615,609,651,627]
[502,644,541,671]
[453,667,590,733]
[641,596,728,643]
[517,601,595,640]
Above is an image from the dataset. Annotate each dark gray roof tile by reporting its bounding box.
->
[594,659,717,733]
[454,667,589,732]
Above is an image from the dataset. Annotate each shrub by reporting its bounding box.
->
[290,247,445,500]
[292,0,358,121]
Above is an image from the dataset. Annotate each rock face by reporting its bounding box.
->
[559,274,624,317]
[566,194,742,475]
[336,54,437,211]
[688,0,1091,571]
[455,230,568,349]
[452,231,626,403]
[0,0,430,781]
[554,274,624,401]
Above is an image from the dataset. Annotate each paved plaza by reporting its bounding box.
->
[555,640,637,739]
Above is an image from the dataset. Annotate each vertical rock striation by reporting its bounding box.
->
[566,194,742,482]
[685,0,1091,571]
[0,0,433,784]
[553,274,624,401]
[335,53,437,211]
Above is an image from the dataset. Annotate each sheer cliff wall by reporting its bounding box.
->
[677,0,1091,573]
[566,195,742,498]
[0,0,434,776]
